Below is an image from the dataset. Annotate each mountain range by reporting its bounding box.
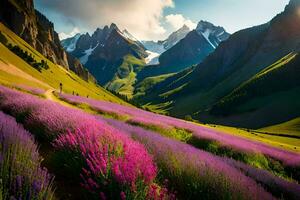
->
[62,21,229,98]
[1,0,299,130]
[138,21,230,79]
[134,0,300,128]
[141,24,191,65]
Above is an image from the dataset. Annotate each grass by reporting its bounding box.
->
[0,23,127,105]
[260,118,300,137]
[211,53,300,118]
[56,93,131,121]
[159,83,188,98]
[201,123,300,153]
[131,120,297,181]
[187,136,290,180]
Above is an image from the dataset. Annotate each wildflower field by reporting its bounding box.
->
[0,85,299,199]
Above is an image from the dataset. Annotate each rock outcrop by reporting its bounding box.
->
[0,0,95,82]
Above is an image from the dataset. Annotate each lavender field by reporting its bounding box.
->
[0,85,299,199]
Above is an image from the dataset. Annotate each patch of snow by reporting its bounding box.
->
[201,29,216,49]
[66,34,81,52]
[217,31,225,37]
[79,43,99,65]
[142,41,166,54]
[145,50,160,65]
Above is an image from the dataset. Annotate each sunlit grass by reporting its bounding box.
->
[200,123,300,152]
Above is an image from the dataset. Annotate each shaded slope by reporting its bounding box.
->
[207,53,300,128]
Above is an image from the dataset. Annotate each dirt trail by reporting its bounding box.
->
[44,89,76,109]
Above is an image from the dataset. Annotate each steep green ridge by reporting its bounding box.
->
[133,67,195,113]
[105,55,145,99]
[0,23,128,105]
[134,73,176,98]
[204,53,300,128]
[211,53,298,115]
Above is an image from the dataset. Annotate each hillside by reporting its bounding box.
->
[260,117,300,137]
[133,67,195,112]
[0,22,127,104]
[206,53,300,128]
[134,0,300,128]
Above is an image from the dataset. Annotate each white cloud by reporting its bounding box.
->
[58,27,81,40]
[165,14,197,30]
[37,0,174,40]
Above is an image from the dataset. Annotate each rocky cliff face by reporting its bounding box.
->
[1,0,38,48]
[67,53,96,83]
[35,11,69,67]
[0,0,95,82]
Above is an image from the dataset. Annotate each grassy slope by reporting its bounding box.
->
[133,67,195,113]
[0,23,128,105]
[134,73,175,97]
[260,118,300,137]
[205,53,300,128]
[202,123,300,152]
[106,55,145,99]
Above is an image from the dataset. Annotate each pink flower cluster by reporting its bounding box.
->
[54,124,157,197]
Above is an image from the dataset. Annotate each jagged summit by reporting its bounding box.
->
[161,24,191,50]
[61,23,147,88]
[195,21,230,49]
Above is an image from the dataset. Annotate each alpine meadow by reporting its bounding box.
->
[0,0,299,199]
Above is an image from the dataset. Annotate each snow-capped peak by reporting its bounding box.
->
[162,25,191,50]
[196,20,230,49]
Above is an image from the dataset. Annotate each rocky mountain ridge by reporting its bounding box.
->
[0,0,95,82]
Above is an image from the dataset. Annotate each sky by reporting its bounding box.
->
[34,0,290,41]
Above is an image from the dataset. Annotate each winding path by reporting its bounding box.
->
[44,89,75,108]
